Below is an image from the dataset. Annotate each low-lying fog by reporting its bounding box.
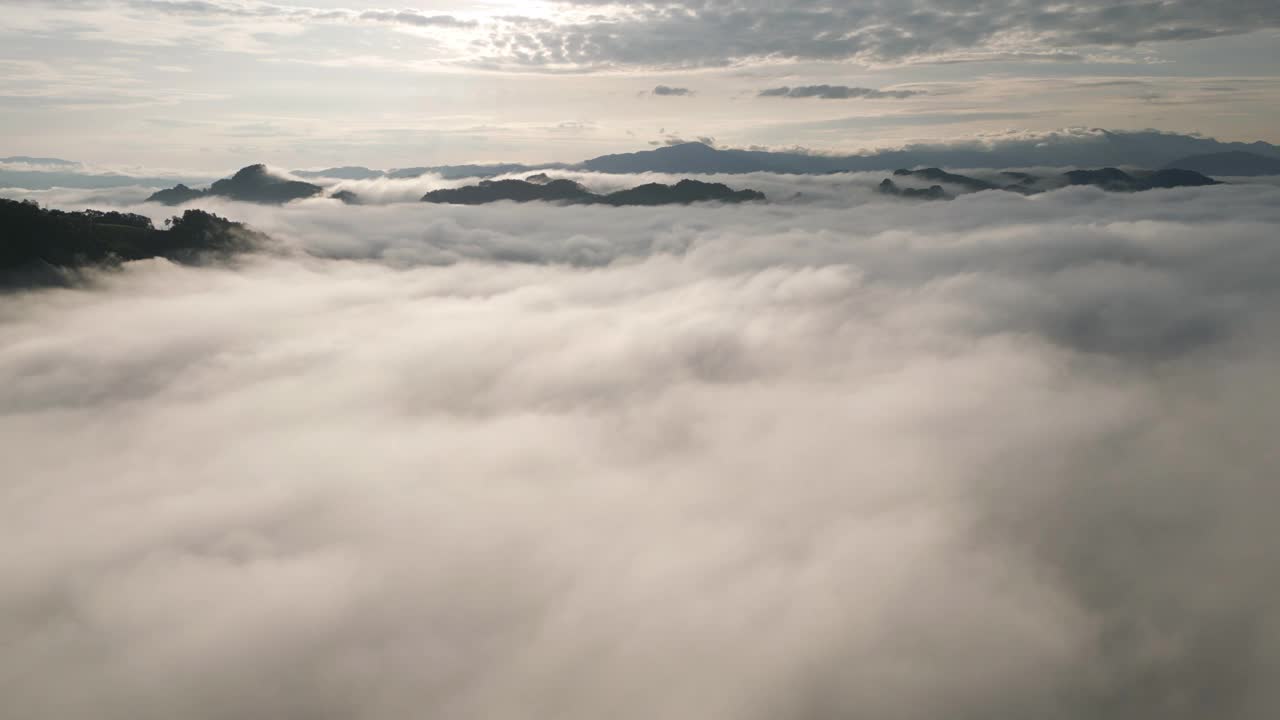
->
[3,180,1279,719]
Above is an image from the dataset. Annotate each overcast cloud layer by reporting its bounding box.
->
[3,0,1280,167]
[494,0,1280,67]
[3,182,1280,719]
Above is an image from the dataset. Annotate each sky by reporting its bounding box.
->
[5,4,1280,717]
[2,0,1279,170]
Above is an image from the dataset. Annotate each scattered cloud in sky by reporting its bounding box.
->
[758,85,924,100]
[652,85,693,96]
[356,10,476,29]
[484,0,1280,69]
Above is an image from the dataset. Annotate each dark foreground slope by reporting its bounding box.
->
[1,198,263,286]
[422,176,766,205]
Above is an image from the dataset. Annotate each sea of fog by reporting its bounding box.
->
[3,176,1280,719]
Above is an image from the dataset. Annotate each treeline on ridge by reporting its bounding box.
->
[0,198,263,286]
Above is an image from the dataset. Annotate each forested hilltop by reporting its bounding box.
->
[1,198,264,286]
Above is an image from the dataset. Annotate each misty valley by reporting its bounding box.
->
[4,1,1280,717]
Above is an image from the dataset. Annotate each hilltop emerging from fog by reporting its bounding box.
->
[146,164,327,205]
[421,176,767,206]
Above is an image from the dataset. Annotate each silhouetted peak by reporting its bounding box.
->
[231,164,272,182]
[149,165,323,205]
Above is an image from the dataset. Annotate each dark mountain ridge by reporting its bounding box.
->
[421,176,766,206]
[147,164,327,205]
[878,166,1221,200]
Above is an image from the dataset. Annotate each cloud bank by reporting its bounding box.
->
[486,0,1280,68]
[758,85,923,100]
[652,85,693,96]
[13,0,1280,71]
[3,183,1280,719]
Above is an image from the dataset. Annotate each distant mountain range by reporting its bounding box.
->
[295,163,572,181]
[8,131,1280,191]
[139,162,1226,208]
[291,131,1280,180]
[566,140,1280,177]
[0,156,212,191]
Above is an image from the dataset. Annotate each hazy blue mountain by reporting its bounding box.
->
[1,156,214,190]
[293,166,385,180]
[580,142,831,174]
[1,169,213,191]
[432,163,565,180]
[0,156,79,166]
[388,162,567,180]
[574,132,1280,175]
[1164,151,1280,176]
[294,163,568,181]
